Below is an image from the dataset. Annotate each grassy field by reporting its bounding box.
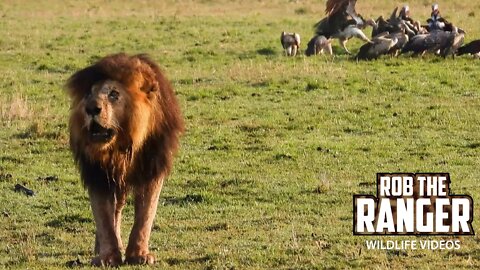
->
[1,0,480,269]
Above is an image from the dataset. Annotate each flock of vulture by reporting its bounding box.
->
[280,0,480,60]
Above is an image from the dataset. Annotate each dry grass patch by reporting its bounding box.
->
[0,95,33,123]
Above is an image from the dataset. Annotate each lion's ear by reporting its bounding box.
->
[138,65,160,95]
[134,54,164,95]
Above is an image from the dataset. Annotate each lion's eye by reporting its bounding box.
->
[108,90,119,101]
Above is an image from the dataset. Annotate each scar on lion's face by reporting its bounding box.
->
[80,80,129,146]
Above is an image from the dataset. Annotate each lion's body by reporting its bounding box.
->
[66,53,183,266]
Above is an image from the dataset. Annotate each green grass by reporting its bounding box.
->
[1,0,480,269]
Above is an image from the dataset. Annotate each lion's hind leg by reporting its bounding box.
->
[125,179,164,265]
[89,189,123,267]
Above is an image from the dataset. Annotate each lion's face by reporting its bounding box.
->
[68,53,183,173]
[82,79,129,147]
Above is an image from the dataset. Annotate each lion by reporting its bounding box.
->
[66,53,184,266]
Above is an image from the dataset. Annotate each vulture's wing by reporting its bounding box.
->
[325,0,349,16]
[345,0,363,25]
[316,0,360,37]
[389,7,399,22]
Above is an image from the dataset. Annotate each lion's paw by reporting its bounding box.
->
[91,251,122,267]
[125,253,156,265]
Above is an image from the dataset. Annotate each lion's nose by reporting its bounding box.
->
[85,103,101,116]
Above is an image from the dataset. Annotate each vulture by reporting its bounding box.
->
[426,3,448,32]
[305,35,332,56]
[401,28,464,57]
[355,35,398,60]
[371,16,390,38]
[441,28,465,58]
[372,23,410,56]
[398,5,425,35]
[372,7,417,39]
[280,32,301,56]
[385,30,409,56]
[424,4,465,33]
[314,0,376,54]
[401,33,430,56]
[457,40,480,58]
[426,18,455,33]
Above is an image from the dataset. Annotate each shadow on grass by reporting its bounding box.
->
[465,142,480,149]
[165,255,214,266]
[12,123,67,141]
[162,194,206,206]
[45,214,92,228]
[257,47,276,56]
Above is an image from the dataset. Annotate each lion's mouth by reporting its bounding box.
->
[88,122,115,143]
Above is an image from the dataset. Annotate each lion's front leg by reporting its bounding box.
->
[89,189,123,267]
[125,179,164,265]
[114,188,127,251]
[94,188,126,255]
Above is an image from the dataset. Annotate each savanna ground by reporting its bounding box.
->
[1,0,480,269]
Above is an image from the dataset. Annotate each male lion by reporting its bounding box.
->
[66,53,184,266]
